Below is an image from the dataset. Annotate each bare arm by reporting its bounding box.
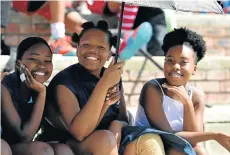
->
[117,85,128,122]
[176,131,217,146]
[56,79,109,141]
[95,89,127,126]
[183,101,199,131]
[97,104,110,127]
[182,87,205,132]
[96,84,128,127]
[193,88,205,131]
[57,62,124,141]
[176,131,230,152]
[144,83,173,132]
[96,85,118,126]
[162,83,203,132]
[1,84,46,142]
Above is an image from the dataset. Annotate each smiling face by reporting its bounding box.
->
[77,29,111,75]
[164,44,197,86]
[18,43,53,83]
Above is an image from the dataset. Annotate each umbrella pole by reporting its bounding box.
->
[115,2,125,63]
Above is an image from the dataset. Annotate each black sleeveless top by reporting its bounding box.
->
[46,63,120,130]
[1,72,40,144]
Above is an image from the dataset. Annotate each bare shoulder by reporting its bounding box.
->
[55,84,79,107]
[140,81,163,106]
[144,81,162,95]
[1,83,11,99]
[191,85,205,107]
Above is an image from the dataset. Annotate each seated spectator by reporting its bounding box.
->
[1,1,12,73]
[123,28,230,155]
[12,0,87,56]
[40,20,180,155]
[1,37,74,155]
[1,1,11,56]
[35,20,128,155]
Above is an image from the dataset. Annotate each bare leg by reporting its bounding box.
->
[1,139,12,155]
[67,130,118,155]
[11,141,54,155]
[124,133,165,155]
[123,141,136,155]
[64,11,86,34]
[107,1,120,13]
[167,148,184,155]
[47,1,65,24]
[50,143,74,155]
[108,120,128,148]
[47,1,76,55]
[168,145,207,155]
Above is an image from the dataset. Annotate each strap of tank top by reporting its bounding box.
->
[187,83,193,99]
[149,79,165,105]
[151,79,165,95]
[150,79,193,99]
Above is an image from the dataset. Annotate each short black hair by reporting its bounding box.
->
[16,36,52,60]
[161,28,206,63]
[72,20,117,48]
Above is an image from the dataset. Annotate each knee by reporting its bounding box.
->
[137,134,165,155]
[1,139,12,155]
[194,145,206,155]
[96,130,117,147]
[29,142,54,155]
[93,130,117,153]
[52,143,74,155]
[109,120,125,131]
[110,120,122,128]
[139,134,164,148]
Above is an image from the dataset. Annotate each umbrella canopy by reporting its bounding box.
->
[113,0,224,14]
[113,0,224,62]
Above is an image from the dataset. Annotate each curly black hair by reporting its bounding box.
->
[72,20,117,48]
[161,27,206,63]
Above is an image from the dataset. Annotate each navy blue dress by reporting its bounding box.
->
[37,63,120,142]
[1,72,40,144]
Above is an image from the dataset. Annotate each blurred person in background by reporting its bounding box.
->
[86,1,176,56]
[1,1,11,56]
[1,1,15,73]
[12,0,87,56]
